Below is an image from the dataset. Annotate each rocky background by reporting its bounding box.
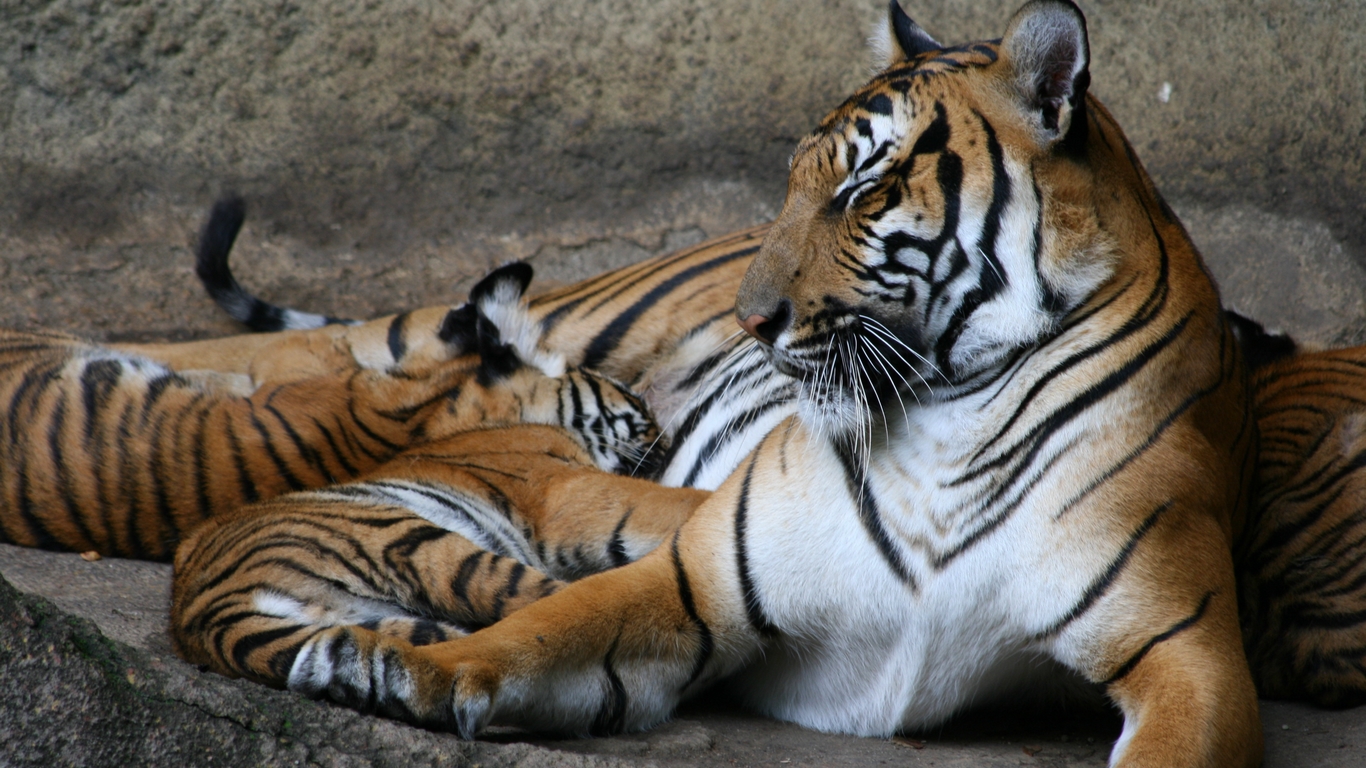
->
[1,0,1364,344]
[2,0,1366,765]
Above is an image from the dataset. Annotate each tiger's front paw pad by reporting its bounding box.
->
[449,662,498,739]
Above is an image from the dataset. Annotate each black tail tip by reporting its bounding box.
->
[195,194,248,286]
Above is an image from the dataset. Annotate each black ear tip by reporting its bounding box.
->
[1225,309,1298,369]
[888,0,940,58]
[468,261,535,305]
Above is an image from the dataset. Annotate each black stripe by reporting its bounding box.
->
[679,396,792,488]
[589,640,629,736]
[505,562,527,598]
[114,400,151,559]
[733,458,778,637]
[79,359,121,439]
[672,533,715,689]
[960,311,1193,495]
[387,312,410,363]
[49,393,100,550]
[1053,355,1224,520]
[345,394,404,454]
[333,411,385,464]
[192,405,214,523]
[930,113,1009,379]
[449,551,487,614]
[1035,502,1172,639]
[246,401,307,491]
[1103,591,1215,686]
[310,416,360,478]
[264,402,329,479]
[832,439,917,590]
[579,246,758,370]
[147,407,181,557]
[4,364,64,547]
[607,509,633,567]
[230,623,306,675]
[226,415,261,504]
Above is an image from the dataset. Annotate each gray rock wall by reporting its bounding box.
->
[1,0,1363,344]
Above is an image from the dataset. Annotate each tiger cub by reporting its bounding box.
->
[171,378,708,700]
[0,265,661,560]
[183,195,763,389]
[1228,312,1366,708]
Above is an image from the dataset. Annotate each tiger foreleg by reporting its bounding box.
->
[379,427,712,579]
[1102,588,1262,767]
[413,511,761,738]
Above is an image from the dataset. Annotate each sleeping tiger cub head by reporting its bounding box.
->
[736,0,1117,433]
[423,263,664,477]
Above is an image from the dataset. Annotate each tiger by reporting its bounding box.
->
[1226,313,1366,709]
[165,2,1266,766]
[0,264,663,560]
[185,194,791,490]
[170,422,710,696]
[171,194,765,391]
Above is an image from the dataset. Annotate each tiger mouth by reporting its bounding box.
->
[764,330,932,411]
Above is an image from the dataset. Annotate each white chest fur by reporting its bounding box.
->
[726,391,1136,737]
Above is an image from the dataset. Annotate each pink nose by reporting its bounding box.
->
[738,314,771,344]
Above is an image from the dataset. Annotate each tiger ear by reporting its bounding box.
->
[871,0,940,68]
[1000,0,1090,149]
[435,301,523,382]
[472,312,522,383]
[467,261,534,306]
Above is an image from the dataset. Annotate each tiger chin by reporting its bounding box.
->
[330,3,1260,766]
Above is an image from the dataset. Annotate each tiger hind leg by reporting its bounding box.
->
[170,493,563,708]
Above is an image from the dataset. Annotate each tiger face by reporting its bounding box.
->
[736,3,1114,434]
[423,266,664,477]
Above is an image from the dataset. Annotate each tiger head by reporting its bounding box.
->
[423,263,665,477]
[735,0,1118,434]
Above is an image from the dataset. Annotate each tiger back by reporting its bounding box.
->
[0,265,654,560]
[181,195,764,391]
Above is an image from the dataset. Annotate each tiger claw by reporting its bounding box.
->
[452,689,492,739]
[449,663,496,739]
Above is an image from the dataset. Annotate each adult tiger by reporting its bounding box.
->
[166,2,1264,765]
[0,265,662,560]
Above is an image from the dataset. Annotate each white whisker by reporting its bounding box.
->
[978,246,1005,287]
[860,316,941,392]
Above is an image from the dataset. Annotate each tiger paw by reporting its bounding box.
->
[447,659,502,739]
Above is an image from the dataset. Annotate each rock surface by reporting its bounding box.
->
[2,0,1365,765]
[0,0,1363,342]
[2,544,1363,767]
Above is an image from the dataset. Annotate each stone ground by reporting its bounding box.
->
[2,542,1365,768]
[3,0,1366,765]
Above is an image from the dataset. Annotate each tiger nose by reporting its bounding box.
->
[737,300,792,345]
